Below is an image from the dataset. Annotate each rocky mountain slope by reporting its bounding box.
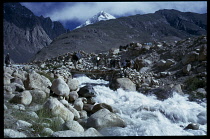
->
[3,2,67,63]
[32,9,206,62]
[76,11,116,29]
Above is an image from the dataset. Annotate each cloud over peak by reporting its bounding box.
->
[21,2,207,23]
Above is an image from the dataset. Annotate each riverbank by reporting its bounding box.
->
[4,35,207,136]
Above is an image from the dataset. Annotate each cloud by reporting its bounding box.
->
[21,1,207,23]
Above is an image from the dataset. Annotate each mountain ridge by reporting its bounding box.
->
[32,9,206,62]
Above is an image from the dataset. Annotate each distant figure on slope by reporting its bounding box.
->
[110,59,116,69]
[5,53,11,67]
[96,56,100,68]
[71,52,82,69]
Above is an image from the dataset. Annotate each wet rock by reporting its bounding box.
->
[109,77,136,91]
[147,87,173,100]
[51,77,70,98]
[86,97,96,104]
[87,108,126,130]
[77,84,97,98]
[171,84,184,95]
[91,103,113,113]
[192,88,207,98]
[184,123,199,130]
[197,111,207,125]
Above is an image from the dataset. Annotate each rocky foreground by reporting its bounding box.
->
[4,35,207,137]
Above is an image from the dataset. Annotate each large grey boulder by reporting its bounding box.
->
[52,128,102,137]
[62,121,85,133]
[67,78,79,91]
[52,130,81,137]
[86,108,126,130]
[83,127,102,136]
[51,77,70,98]
[12,70,27,81]
[29,89,47,103]
[10,77,24,86]
[4,72,13,85]
[91,103,113,114]
[4,129,27,138]
[43,97,74,121]
[9,90,32,105]
[24,71,52,94]
[8,82,25,92]
[60,99,80,120]
[109,78,136,91]
[16,120,32,129]
[77,84,97,98]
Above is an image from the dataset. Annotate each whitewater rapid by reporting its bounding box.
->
[76,75,207,136]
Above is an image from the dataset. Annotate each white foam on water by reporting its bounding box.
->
[75,76,207,136]
[76,75,109,87]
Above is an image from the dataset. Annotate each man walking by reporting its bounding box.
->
[5,53,11,67]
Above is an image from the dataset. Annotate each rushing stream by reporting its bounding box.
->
[75,75,207,136]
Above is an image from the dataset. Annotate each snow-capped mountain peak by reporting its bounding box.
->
[76,11,116,29]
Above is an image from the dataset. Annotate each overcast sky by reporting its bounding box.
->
[21,1,207,30]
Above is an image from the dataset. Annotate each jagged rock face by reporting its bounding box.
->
[4,19,52,63]
[33,9,206,62]
[3,2,66,63]
[39,16,67,40]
